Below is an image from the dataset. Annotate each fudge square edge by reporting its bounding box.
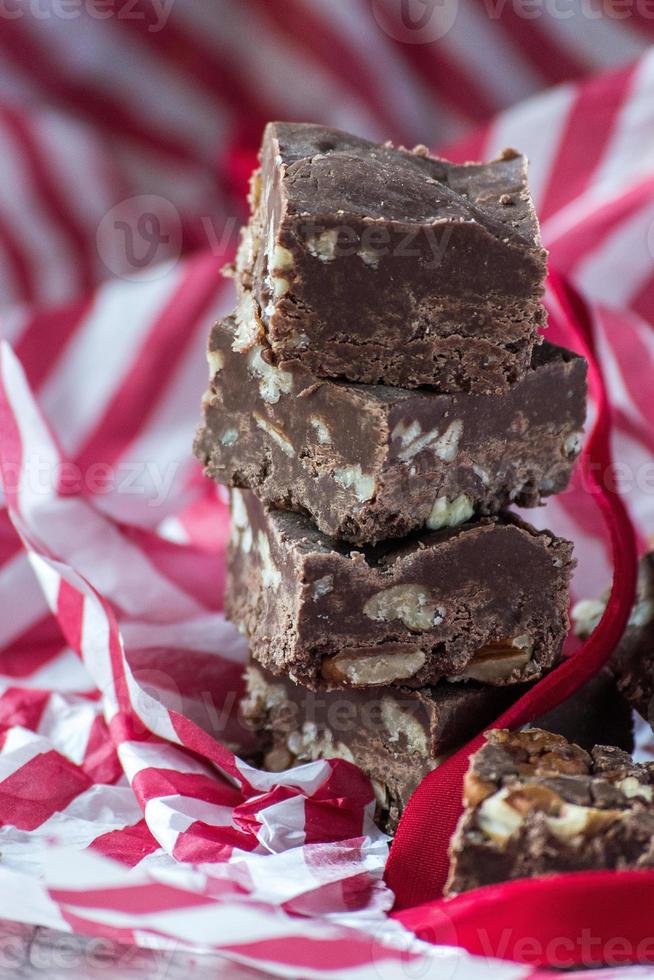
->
[231,121,549,392]
[241,660,525,833]
[226,490,574,691]
[195,315,587,545]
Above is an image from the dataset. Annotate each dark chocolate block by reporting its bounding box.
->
[231,122,548,392]
[574,552,654,725]
[241,662,524,833]
[446,729,654,896]
[226,490,574,691]
[195,317,586,545]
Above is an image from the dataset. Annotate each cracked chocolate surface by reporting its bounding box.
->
[225,490,574,691]
[231,122,548,391]
[195,318,587,545]
[446,728,654,895]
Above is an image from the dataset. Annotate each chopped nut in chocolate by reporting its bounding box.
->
[226,490,574,691]
[241,662,522,833]
[194,315,586,545]
[446,728,654,895]
[231,122,549,392]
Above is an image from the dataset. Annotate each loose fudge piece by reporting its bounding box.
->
[230,122,547,392]
[573,552,654,725]
[241,662,523,833]
[446,729,654,895]
[226,490,574,691]
[612,553,654,724]
[535,670,634,754]
[195,317,586,545]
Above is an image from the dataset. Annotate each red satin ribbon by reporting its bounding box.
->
[385,271,639,923]
[395,870,654,969]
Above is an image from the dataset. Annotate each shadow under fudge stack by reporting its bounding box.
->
[194,122,587,833]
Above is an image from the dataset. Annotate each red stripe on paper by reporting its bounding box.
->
[50,881,216,913]
[56,579,85,656]
[0,20,202,166]
[539,64,636,221]
[89,818,159,867]
[0,688,51,732]
[0,105,96,295]
[473,0,587,87]
[548,177,654,273]
[131,767,243,811]
[250,0,408,141]
[0,616,68,679]
[0,208,35,303]
[71,251,223,478]
[14,298,93,394]
[0,749,92,831]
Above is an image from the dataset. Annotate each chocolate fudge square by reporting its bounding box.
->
[226,490,574,691]
[242,662,525,834]
[231,121,548,392]
[446,729,654,896]
[195,317,586,545]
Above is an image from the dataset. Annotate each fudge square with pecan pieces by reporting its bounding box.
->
[446,729,654,895]
[195,315,586,545]
[226,490,574,692]
[241,661,522,834]
[231,121,548,393]
[243,664,632,836]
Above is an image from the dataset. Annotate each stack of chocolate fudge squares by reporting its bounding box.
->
[194,122,588,832]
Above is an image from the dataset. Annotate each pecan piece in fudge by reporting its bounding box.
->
[231,122,548,392]
[226,490,574,691]
[195,315,587,545]
[241,661,523,833]
[446,728,654,895]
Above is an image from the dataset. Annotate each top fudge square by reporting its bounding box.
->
[232,122,548,392]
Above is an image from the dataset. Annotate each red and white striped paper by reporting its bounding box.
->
[1,5,654,976]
